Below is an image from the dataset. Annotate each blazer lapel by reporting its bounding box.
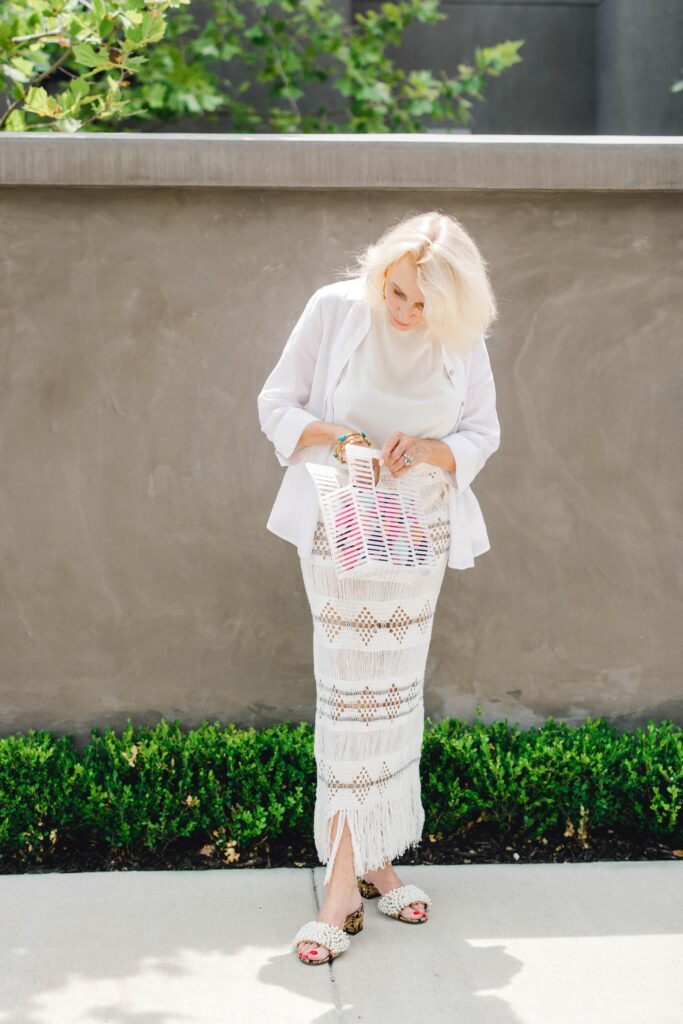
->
[323,300,371,414]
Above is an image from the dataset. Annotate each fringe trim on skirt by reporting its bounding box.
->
[299,463,451,886]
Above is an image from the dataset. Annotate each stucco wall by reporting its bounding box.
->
[0,135,681,746]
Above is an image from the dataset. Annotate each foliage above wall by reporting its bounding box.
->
[0,0,523,132]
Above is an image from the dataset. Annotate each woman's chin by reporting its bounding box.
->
[390,311,410,329]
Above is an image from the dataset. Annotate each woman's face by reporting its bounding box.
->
[383,258,427,331]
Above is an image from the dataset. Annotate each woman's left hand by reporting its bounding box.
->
[380,432,424,478]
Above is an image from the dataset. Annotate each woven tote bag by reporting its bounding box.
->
[305,443,438,580]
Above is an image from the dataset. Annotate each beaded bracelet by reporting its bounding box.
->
[333,431,366,464]
[333,430,375,465]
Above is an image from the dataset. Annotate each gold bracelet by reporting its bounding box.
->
[334,432,364,464]
[333,430,374,465]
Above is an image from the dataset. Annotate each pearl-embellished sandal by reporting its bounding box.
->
[293,902,364,965]
[357,878,431,924]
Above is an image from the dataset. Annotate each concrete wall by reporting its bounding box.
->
[596,0,683,134]
[0,134,681,746]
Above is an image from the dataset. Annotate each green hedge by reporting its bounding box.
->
[0,714,680,865]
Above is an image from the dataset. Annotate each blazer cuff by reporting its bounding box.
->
[271,408,321,467]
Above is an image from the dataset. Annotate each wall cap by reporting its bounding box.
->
[1,132,681,191]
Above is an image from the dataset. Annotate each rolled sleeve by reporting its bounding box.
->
[257,289,324,468]
[441,336,500,493]
[268,407,320,467]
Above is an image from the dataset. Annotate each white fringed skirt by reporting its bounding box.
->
[299,462,451,886]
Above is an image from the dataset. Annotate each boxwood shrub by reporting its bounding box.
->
[0,713,680,865]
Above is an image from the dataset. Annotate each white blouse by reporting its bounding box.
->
[330,305,460,462]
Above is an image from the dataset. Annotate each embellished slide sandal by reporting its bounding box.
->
[293,902,364,965]
[358,878,431,924]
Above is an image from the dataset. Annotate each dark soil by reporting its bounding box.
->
[1,822,680,874]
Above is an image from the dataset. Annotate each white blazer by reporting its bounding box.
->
[257,276,501,570]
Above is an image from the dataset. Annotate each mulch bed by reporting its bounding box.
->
[1,821,680,873]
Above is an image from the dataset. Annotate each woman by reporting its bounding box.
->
[257,211,500,966]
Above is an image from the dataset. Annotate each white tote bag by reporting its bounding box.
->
[305,444,438,580]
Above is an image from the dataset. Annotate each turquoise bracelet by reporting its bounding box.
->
[333,431,369,463]
[337,432,367,442]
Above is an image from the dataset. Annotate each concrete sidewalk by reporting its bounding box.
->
[1,861,681,1023]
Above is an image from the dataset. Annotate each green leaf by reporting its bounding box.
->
[4,108,27,131]
[72,43,110,71]
[69,77,90,100]
[2,58,34,85]
[57,117,83,133]
[22,86,52,117]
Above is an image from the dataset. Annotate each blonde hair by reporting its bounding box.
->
[338,210,498,357]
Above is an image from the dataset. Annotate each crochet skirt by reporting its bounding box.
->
[299,462,451,886]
